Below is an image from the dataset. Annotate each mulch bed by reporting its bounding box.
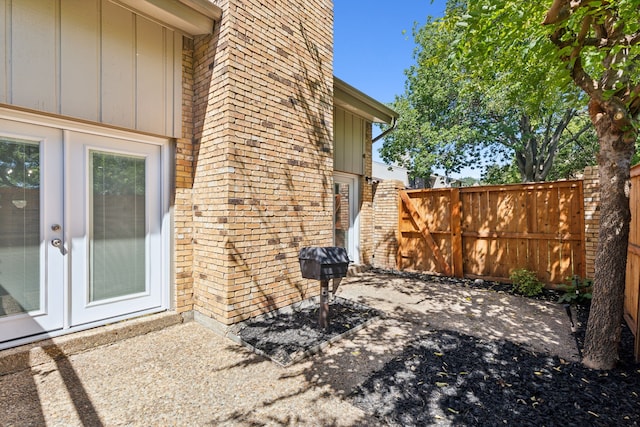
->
[351,269,640,426]
[232,297,382,366]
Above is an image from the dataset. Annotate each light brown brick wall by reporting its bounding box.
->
[360,123,374,265]
[182,0,334,325]
[583,165,599,279]
[372,179,405,270]
[173,36,196,313]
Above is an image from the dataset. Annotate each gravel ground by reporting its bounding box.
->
[1,270,635,426]
[238,269,640,426]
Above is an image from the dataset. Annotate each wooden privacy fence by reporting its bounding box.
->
[397,180,586,286]
[625,165,640,361]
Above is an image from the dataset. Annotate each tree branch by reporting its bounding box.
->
[569,56,601,101]
[557,120,594,151]
[538,109,577,180]
[570,15,592,60]
[583,31,640,48]
[542,0,589,25]
[549,27,572,52]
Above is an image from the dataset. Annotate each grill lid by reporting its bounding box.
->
[298,247,350,264]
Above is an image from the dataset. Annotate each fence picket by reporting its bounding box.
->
[397,181,585,286]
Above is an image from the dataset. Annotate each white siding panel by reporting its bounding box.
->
[0,0,7,104]
[333,107,364,175]
[172,32,182,137]
[136,16,166,134]
[61,0,100,121]
[101,0,135,129]
[334,107,345,172]
[353,116,364,175]
[346,113,356,172]
[11,0,57,112]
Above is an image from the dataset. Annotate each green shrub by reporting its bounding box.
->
[558,275,593,305]
[509,269,544,297]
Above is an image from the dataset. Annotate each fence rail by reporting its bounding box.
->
[397,180,586,286]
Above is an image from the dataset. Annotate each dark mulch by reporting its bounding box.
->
[233,297,381,366]
[232,269,639,425]
[351,328,639,426]
[351,269,640,426]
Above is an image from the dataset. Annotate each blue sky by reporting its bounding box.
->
[334,0,476,176]
[334,0,447,106]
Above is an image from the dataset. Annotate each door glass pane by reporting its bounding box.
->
[0,138,40,316]
[334,182,350,251]
[90,151,146,302]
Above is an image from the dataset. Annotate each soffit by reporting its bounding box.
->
[333,76,398,124]
[110,0,221,36]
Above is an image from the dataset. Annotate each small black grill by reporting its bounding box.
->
[299,247,350,280]
[299,247,350,329]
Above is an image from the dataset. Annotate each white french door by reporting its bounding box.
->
[0,116,166,346]
[67,131,163,326]
[0,120,64,342]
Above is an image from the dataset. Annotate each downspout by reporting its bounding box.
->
[364,117,398,183]
[371,116,398,144]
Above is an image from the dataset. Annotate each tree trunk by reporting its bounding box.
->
[582,100,636,370]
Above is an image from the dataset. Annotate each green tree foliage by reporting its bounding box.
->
[452,0,640,369]
[481,162,520,185]
[380,1,599,184]
[0,139,39,189]
[458,176,481,187]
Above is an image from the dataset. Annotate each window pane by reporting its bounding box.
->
[90,151,146,301]
[0,138,40,316]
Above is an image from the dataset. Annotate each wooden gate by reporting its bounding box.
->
[398,180,586,286]
[625,165,640,361]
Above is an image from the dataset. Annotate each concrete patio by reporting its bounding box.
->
[0,272,578,426]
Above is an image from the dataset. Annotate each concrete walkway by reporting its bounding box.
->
[0,272,578,426]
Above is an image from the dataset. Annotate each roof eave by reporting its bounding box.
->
[333,76,398,125]
[111,0,222,36]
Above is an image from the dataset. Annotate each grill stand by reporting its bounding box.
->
[319,279,329,330]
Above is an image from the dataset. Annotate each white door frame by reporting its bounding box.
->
[0,107,171,349]
[334,172,360,264]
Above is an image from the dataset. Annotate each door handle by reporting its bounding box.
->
[51,238,67,255]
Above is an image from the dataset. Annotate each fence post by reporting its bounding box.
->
[396,185,404,270]
[451,188,463,278]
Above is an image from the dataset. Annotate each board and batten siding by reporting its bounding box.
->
[0,0,182,137]
[334,106,365,175]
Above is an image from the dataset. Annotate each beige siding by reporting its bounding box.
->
[334,106,365,175]
[61,0,100,121]
[11,0,57,112]
[136,16,166,133]
[102,0,136,129]
[0,0,181,137]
